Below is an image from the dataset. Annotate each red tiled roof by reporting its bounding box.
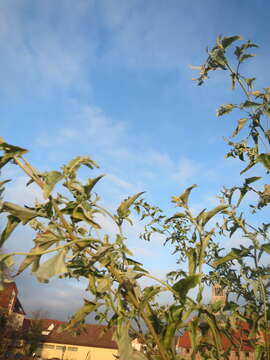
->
[27,318,117,349]
[177,322,255,352]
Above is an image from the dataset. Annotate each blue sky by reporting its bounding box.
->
[1,0,270,319]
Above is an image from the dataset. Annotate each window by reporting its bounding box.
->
[186,348,190,354]
[43,344,55,349]
[56,345,67,351]
[245,352,249,358]
[68,347,78,352]
[215,287,223,296]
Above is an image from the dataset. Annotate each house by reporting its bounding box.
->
[1,282,266,360]
[176,323,255,360]
[34,319,118,360]
[0,282,27,356]
[175,285,260,360]
[0,282,118,359]
[0,282,26,328]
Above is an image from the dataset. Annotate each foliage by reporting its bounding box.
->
[25,320,43,355]
[0,309,24,358]
[0,35,270,360]
[24,311,44,355]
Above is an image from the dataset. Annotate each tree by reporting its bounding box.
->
[0,35,269,360]
[24,310,45,356]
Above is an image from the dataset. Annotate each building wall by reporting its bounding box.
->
[178,348,255,360]
[37,342,118,360]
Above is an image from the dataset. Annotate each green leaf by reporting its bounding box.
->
[0,179,11,188]
[201,205,228,226]
[234,46,243,59]
[139,286,162,312]
[244,176,261,185]
[240,161,256,175]
[216,104,236,117]
[0,215,21,247]
[64,300,100,330]
[117,192,145,219]
[212,247,250,267]
[96,277,112,293]
[17,231,60,275]
[0,140,28,154]
[84,175,105,196]
[223,301,239,312]
[242,100,260,108]
[172,184,197,208]
[187,248,197,275]
[187,317,199,355]
[0,141,28,168]
[232,118,248,137]
[239,53,256,63]
[0,253,14,270]
[245,77,256,87]
[165,212,187,223]
[72,205,101,229]
[243,41,259,49]
[63,156,99,177]
[163,305,183,349]
[249,91,262,97]
[35,250,68,282]
[43,171,64,199]
[2,202,42,224]
[261,243,270,255]
[172,274,201,300]
[257,153,270,171]
[117,321,147,360]
[17,254,40,276]
[221,35,242,49]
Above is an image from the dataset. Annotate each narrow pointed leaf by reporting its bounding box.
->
[84,174,105,196]
[0,215,21,247]
[217,104,236,117]
[232,118,248,137]
[117,322,147,360]
[244,176,261,185]
[261,243,270,255]
[2,202,42,224]
[63,156,99,177]
[172,184,197,208]
[201,205,228,226]
[64,300,100,330]
[242,100,260,108]
[72,206,101,229]
[221,35,242,49]
[239,54,256,63]
[117,192,145,218]
[212,247,250,267]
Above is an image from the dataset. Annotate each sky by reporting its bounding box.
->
[1,0,270,320]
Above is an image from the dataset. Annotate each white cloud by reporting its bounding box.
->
[0,0,93,98]
[4,176,42,206]
[36,103,128,151]
[107,173,136,191]
[37,127,80,147]
[173,157,200,184]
